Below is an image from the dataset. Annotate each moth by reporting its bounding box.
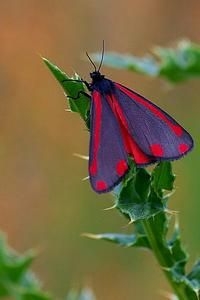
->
[66,44,193,193]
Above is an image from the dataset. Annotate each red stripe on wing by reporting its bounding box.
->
[89,91,102,176]
[89,90,129,193]
[106,94,155,165]
[116,83,183,137]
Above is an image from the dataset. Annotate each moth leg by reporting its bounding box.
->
[67,90,91,100]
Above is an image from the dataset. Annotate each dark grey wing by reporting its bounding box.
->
[89,90,129,193]
[112,83,193,161]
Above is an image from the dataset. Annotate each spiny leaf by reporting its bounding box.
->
[168,220,188,275]
[91,52,159,76]
[187,260,200,294]
[0,234,51,300]
[83,232,150,248]
[42,57,90,122]
[166,278,199,300]
[116,168,165,221]
[92,40,200,82]
[156,40,200,82]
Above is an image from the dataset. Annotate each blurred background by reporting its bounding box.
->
[0,1,199,299]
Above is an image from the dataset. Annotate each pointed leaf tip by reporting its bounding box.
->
[42,57,90,121]
[83,232,150,248]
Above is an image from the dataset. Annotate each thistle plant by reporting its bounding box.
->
[42,40,199,300]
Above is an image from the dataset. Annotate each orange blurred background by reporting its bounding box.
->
[0,1,199,299]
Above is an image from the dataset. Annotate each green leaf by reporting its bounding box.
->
[0,254,34,283]
[168,280,199,300]
[187,260,200,293]
[91,52,159,76]
[42,57,90,122]
[168,221,188,276]
[83,232,150,248]
[152,162,175,194]
[0,235,35,296]
[151,211,169,240]
[156,40,200,82]
[0,234,51,300]
[116,168,164,221]
[19,290,50,300]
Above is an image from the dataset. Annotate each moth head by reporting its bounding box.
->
[90,71,105,80]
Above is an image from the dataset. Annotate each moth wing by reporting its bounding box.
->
[89,90,129,193]
[111,83,193,162]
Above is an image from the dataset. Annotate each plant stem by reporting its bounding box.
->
[141,218,189,300]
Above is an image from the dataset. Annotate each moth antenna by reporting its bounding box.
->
[86,51,97,72]
[97,40,105,72]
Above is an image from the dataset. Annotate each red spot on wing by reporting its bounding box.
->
[171,125,183,136]
[107,95,154,165]
[150,144,164,157]
[179,143,189,154]
[116,84,183,136]
[96,180,108,191]
[89,162,97,176]
[116,160,128,176]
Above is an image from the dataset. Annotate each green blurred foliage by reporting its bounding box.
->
[0,234,50,300]
[0,234,95,300]
[92,40,200,82]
